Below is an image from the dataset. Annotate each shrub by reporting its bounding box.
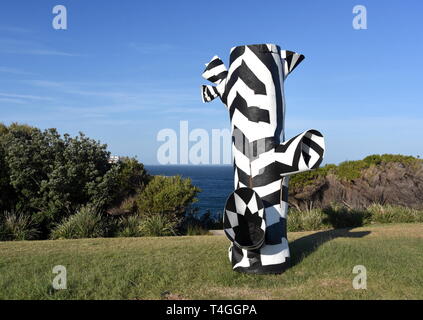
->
[287,203,423,232]
[120,196,138,213]
[322,204,370,229]
[289,164,336,189]
[186,224,210,236]
[116,214,143,237]
[0,123,121,236]
[0,211,39,241]
[336,154,422,181]
[288,209,330,232]
[335,160,369,180]
[181,209,222,233]
[50,205,107,239]
[115,157,150,200]
[367,203,423,224]
[198,210,223,230]
[139,214,179,237]
[288,204,369,232]
[0,147,16,212]
[107,196,138,216]
[136,175,200,217]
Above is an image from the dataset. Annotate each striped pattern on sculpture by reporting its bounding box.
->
[201,44,325,274]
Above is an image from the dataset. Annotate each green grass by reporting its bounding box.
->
[0,223,422,300]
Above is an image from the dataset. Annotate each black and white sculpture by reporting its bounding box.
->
[201,44,326,274]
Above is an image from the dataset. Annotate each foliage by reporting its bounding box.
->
[0,211,40,241]
[181,209,222,234]
[0,124,111,223]
[107,195,139,216]
[116,157,150,195]
[335,160,370,180]
[138,214,179,237]
[367,203,423,224]
[322,204,371,228]
[362,154,420,166]
[288,203,423,232]
[186,224,211,236]
[0,146,16,212]
[136,175,200,217]
[105,158,149,215]
[115,214,143,237]
[0,123,144,237]
[0,123,202,240]
[50,204,107,239]
[288,208,330,232]
[120,196,138,214]
[289,164,335,189]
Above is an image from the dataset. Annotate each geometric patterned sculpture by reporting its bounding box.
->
[201,43,325,274]
[223,187,266,251]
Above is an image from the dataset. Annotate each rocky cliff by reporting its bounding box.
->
[289,154,423,210]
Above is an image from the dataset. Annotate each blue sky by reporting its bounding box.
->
[0,0,422,165]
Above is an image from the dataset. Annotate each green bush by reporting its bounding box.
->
[136,175,200,217]
[107,196,138,216]
[181,209,222,233]
[0,123,123,236]
[336,154,422,181]
[0,147,16,212]
[288,209,330,232]
[335,160,369,180]
[322,204,371,229]
[115,157,150,199]
[287,203,423,232]
[289,164,335,189]
[116,214,143,237]
[139,214,179,237]
[120,196,138,213]
[0,123,156,240]
[0,211,40,241]
[50,205,107,239]
[367,203,423,224]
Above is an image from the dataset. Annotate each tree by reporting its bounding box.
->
[0,122,202,240]
[0,123,119,235]
[136,175,200,218]
[115,157,150,200]
[0,145,16,212]
[0,123,51,214]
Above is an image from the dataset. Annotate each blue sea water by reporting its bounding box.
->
[145,165,233,216]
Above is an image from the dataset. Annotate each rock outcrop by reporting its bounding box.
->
[289,155,423,210]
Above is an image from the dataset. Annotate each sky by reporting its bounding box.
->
[0,0,422,165]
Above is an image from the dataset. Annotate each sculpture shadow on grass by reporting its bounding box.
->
[289,228,371,268]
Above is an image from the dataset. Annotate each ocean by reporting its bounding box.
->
[145,165,234,216]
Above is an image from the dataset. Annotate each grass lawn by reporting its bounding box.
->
[0,223,422,300]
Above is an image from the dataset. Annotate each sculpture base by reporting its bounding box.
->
[233,258,291,275]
